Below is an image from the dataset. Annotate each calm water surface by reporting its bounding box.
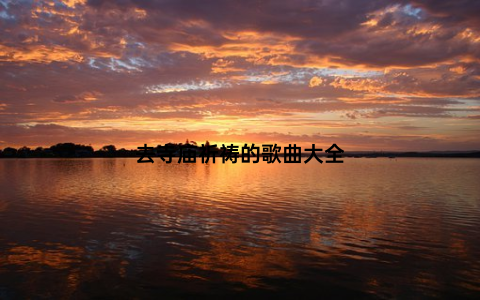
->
[0,158,479,298]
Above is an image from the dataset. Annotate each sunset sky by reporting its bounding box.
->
[1,0,479,151]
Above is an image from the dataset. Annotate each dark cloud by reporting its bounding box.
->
[81,0,480,67]
[407,0,480,30]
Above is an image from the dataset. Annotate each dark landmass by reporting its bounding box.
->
[342,151,480,158]
[0,142,479,158]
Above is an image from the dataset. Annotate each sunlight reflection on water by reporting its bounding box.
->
[0,158,479,298]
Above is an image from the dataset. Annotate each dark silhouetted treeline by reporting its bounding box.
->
[0,140,218,158]
[0,143,139,158]
[1,142,479,158]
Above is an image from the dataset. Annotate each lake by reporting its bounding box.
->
[0,158,479,298]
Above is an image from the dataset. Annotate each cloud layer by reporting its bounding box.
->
[0,0,479,150]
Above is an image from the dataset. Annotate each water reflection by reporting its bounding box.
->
[0,158,479,298]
